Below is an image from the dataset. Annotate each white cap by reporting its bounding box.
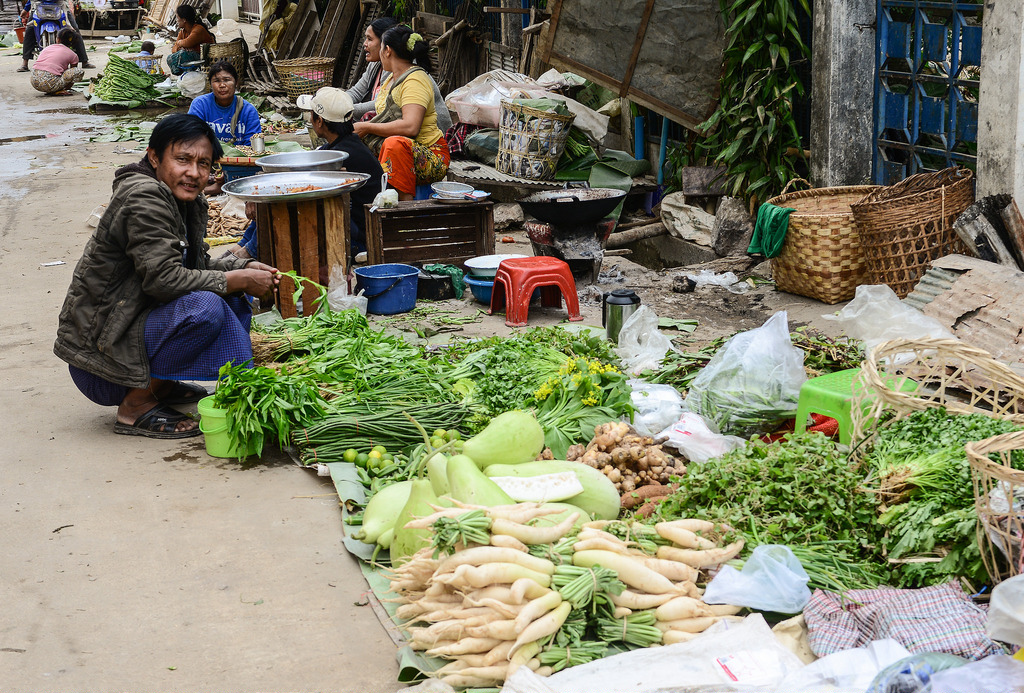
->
[296,87,355,123]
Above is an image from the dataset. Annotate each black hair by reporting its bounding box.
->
[369,17,397,40]
[380,24,433,74]
[176,4,198,25]
[317,116,355,139]
[208,59,238,81]
[57,27,78,48]
[149,113,223,161]
[140,40,155,53]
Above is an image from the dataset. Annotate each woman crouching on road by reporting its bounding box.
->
[27,27,84,95]
[54,114,280,439]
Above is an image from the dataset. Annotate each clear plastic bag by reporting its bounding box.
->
[326,266,367,315]
[703,544,812,614]
[683,311,806,437]
[821,284,955,356]
[614,306,675,376]
[628,381,684,437]
[657,411,747,463]
[987,574,1024,647]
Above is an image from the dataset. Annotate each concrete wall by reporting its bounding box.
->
[809,0,876,187]
[977,0,1024,203]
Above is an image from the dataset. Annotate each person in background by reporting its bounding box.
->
[26,27,84,94]
[353,25,450,201]
[135,40,158,74]
[166,4,214,76]
[19,0,92,72]
[53,114,279,439]
[298,87,383,255]
[187,60,261,146]
[345,16,396,120]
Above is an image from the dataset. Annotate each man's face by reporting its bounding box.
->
[311,114,330,139]
[148,138,213,202]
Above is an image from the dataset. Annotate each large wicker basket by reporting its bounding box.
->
[273,56,335,100]
[203,38,248,82]
[851,338,1024,448]
[495,99,575,181]
[966,432,1024,584]
[851,167,975,298]
[766,184,879,304]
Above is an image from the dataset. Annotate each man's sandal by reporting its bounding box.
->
[113,404,202,439]
[158,381,210,405]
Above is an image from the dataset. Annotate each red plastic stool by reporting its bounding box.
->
[489,256,583,327]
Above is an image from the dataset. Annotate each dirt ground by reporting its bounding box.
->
[0,32,846,693]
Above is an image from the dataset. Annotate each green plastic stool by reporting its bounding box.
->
[794,368,915,445]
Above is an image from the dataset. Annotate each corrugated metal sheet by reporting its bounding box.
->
[904,255,1024,366]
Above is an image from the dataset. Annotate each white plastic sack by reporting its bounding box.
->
[628,380,684,436]
[821,284,955,356]
[683,311,806,437]
[923,655,1024,693]
[500,614,805,693]
[658,411,747,463]
[704,544,812,614]
[685,269,750,294]
[614,306,674,376]
[326,266,367,315]
[987,574,1024,646]
[778,639,912,693]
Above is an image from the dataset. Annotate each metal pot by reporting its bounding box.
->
[602,289,641,343]
[256,150,350,172]
[519,185,627,226]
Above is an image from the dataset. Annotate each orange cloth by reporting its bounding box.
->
[378,136,450,196]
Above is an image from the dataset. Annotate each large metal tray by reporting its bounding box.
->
[222,171,370,202]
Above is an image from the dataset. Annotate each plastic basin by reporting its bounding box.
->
[464,275,495,304]
[354,263,419,314]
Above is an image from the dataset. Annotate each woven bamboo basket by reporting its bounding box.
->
[766,184,880,304]
[203,38,248,82]
[851,338,1024,449]
[495,99,575,180]
[966,431,1024,584]
[273,56,335,100]
[851,167,975,298]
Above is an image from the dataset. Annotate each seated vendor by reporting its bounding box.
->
[167,4,215,76]
[188,60,261,147]
[353,25,450,201]
[53,113,280,439]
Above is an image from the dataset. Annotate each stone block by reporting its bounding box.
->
[493,203,524,230]
[711,197,754,257]
[660,193,714,246]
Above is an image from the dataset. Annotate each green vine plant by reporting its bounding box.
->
[695,0,811,206]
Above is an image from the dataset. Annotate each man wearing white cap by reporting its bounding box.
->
[297,88,383,255]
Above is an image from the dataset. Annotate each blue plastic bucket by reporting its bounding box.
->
[354,263,419,314]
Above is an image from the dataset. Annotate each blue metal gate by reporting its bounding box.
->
[873,0,983,185]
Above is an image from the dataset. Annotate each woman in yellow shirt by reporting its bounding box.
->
[354,25,450,200]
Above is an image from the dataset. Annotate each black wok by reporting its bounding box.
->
[519,186,627,226]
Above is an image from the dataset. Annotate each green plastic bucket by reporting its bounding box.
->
[198,395,257,458]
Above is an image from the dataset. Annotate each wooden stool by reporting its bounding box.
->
[255,194,350,317]
[489,256,582,327]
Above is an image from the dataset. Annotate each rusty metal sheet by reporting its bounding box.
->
[542,0,724,130]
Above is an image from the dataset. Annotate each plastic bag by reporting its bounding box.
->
[864,652,966,693]
[821,284,955,357]
[703,544,812,614]
[683,269,750,294]
[657,411,747,463]
[987,574,1024,647]
[628,381,684,437]
[179,71,207,98]
[326,266,367,315]
[614,306,674,376]
[922,655,1024,693]
[683,311,806,437]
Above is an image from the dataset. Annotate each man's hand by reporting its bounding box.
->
[225,265,279,298]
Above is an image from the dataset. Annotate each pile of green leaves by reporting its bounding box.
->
[95,53,163,104]
[212,361,327,459]
[861,407,1022,587]
[655,431,886,589]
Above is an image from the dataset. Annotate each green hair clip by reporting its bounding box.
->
[407,32,423,51]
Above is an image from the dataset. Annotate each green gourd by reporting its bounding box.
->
[484,461,620,520]
[462,410,546,468]
[389,479,440,566]
[446,454,515,506]
[426,453,449,497]
[353,479,413,545]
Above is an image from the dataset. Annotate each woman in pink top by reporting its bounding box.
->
[30,28,84,95]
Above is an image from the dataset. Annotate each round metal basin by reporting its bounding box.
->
[256,150,350,173]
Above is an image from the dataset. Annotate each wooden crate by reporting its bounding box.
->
[256,194,350,318]
[364,200,495,267]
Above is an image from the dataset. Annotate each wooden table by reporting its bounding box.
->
[76,8,144,38]
[256,193,350,318]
